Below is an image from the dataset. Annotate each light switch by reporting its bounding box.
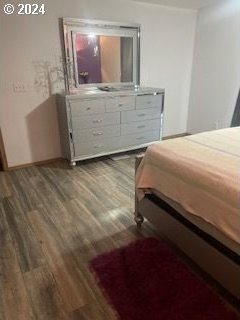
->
[13,83,27,93]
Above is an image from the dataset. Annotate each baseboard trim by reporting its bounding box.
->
[7,157,63,171]
[4,133,190,171]
[162,132,190,140]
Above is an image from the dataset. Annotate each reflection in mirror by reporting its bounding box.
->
[74,34,133,85]
[62,18,140,91]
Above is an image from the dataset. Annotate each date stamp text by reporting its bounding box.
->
[3,3,45,15]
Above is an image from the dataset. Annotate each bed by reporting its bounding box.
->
[135,127,240,299]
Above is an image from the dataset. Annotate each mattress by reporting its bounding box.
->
[136,127,240,246]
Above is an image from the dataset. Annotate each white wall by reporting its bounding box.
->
[0,0,196,167]
[187,0,240,133]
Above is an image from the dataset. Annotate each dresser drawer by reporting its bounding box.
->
[69,98,105,116]
[121,108,161,123]
[72,125,120,143]
[120,130,160,148]
[74,137,120,157]
[136,94,163,109]
[72,112,120,130]
[121,119,160,135]
[105,95,135,112]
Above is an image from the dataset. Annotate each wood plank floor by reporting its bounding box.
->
[0,156,159,320]
[0,156,238,319]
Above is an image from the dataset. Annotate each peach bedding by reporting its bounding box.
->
[136,127,240,245]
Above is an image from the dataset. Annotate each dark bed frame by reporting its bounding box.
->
[134,155,240,300]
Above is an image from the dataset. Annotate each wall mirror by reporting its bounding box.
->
[62,18,140,92]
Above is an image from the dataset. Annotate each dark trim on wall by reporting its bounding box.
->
[231,89,240,127]
[6,158,63,171]
[162,132,190,140]
[0,128,8,171]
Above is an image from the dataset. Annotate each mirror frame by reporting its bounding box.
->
[62,17,141,92]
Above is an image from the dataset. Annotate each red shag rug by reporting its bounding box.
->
[90,237,239,320]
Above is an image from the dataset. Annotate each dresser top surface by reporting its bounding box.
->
[60,86,164,99]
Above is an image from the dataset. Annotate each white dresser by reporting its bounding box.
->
[57,87,164,166]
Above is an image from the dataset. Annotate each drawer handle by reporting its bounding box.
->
[86,107,91,111]
[118,103,123,107]
[147,101,151,105]
[136,136,145,140]
[137,125,146,129]
[138,113,146,117]
[94,144,104,148]
[93,132,103,136]
[93,119,103,123]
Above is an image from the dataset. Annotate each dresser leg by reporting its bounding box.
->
[70,161,76,167]
[134,214,144,228]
